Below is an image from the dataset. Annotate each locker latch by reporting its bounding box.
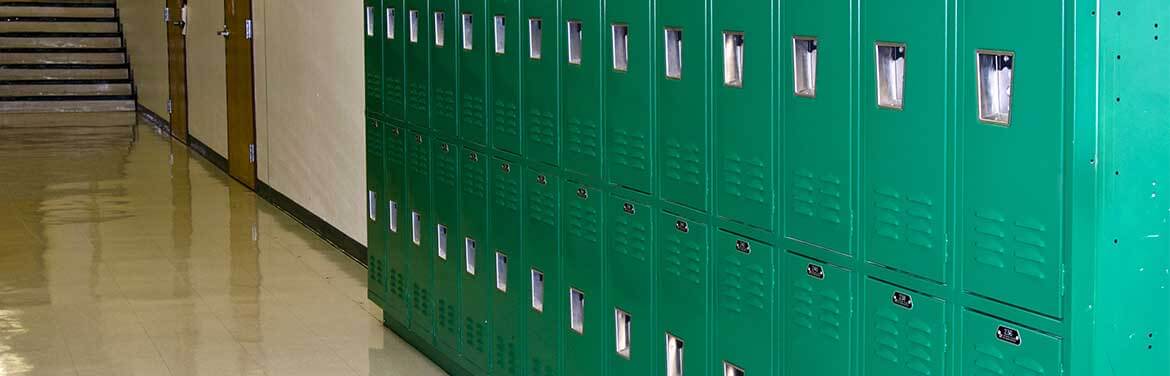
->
[996,326,1022,346]
[441,143,450,152]
[675,220,689,233]
[806,263,825,279]
[577,187,589,199]
[735,240,751,254]
[892,291,913,310]
[537,175,548,185]
[623,203,635,215]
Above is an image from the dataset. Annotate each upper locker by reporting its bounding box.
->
[712,0,776,232]
[405,0,430,130]
[560,0,603,180]
[384,0,406,121]
[783,0,854,255]
[431,0,460,137]
[860,0,950,283]
[490,0,524,154]
[522,0,560,166]
[458,0,489,146]
[656,0,709,212]
[604,0,653,195]
[959,0,1065,319]
[365,0,385,116]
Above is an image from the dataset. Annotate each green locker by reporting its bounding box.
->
[459,0,489,146]
[860,0,949,283]
[405,0,430,130]
[713,230,774,376]
[863,279,945,376]
[563,181,604,376]
[959,0,1064,319]
[712,0,775,233]
[521,0,559,166]
[384,0,406,121]
[962,311,1062,376]
[367,119,389,308]
[560,0,602,179]
[524,169,561,376]
[459,147,491,372]
[407,131,435,336]
[603,0,653,194]
[655,0,708,212]
[656,210,708,376]
[433,140,462,353]
[489,0,523,154]
[784,252,853,376]
[605,195,653,376]
[386,124,410,324]
[783,0,854,253]
[490,156,524,376]
[431,0,459,137]
[365,0,384,116]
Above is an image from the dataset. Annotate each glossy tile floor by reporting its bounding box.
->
[0,123,446,376]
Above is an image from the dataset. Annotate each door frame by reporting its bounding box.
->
[223,0,258,188]
[165,0,190,141]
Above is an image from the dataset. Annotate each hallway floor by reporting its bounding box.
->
[0,123,446,376]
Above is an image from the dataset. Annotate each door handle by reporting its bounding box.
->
[217,25,230,37]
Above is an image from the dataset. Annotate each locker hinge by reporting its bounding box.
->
[245,19,254,39]
[248,144,256,163]
[1060,264,1067,296]
[166,99,173,114]
[164,7,170,22]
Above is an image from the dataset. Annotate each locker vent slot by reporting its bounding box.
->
[531,270,545,311]
[615,309,632,358]
[409,10,419,43]
[567,20,583,65]
[666,334,685,376]
[389,201,398,232]
[496,252,508,292]
[723,362,745,376]
[434,11,445,46]
[494,15,506,54]
[411,211,422,245]
[612,24,629,71]
[366,6,375,37]
[876,43,906,109]
[436,224,448,259]
[723,32,744,87]
[570,288,585,334]
[665,28,683,79]
[464,238,477,275]
[368,191,377,220]
[529,18,543,59]
[793,37,818,97]
[977,50,1014,125]
[386,8,395,39]
[462,13,473,50]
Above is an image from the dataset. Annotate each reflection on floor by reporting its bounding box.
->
[0,123,447,376]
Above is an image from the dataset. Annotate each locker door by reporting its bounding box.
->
[384,0,406,121]
[655,0,709,212]
[405,0,430,130]
[490,156,524,376]
[861,0,949,283]
[365,0,384,116]
[525,169,561,376]
[385,125,410,324]
[604,0,653,194]
[521,0,560,166]
[367,119,389,308]
[712,0,775,232]
[561,0,603,179]
[961,311,1062,376]
[714,231,774,376]
[784,253,853,376]
[863,279,946,376]
[563,182,604,376]
[431,0,459,137]
[459,147,491,372]
[433,140,462,353]
[959,0,1064,318]
[605,195,653,376]
[459,0,489,145]
[656,211,709,376]
[407,131,435,336]
[783,0,854,253]
[490,0,523,154]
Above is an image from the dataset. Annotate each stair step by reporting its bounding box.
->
[0,6,115,18]
[0,35,120,48]
[0,21,117,33]
[0,82,130,96]
[0,111,135,128]
[0,67,127,80]
[0,51,123,64]
[0,98,134,113]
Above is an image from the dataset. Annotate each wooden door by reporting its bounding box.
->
[223,0,257,188]
[165,0,190,141]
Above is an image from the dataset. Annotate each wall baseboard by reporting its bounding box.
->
[186,134,230,173]
[257,182,368,265]
[136,104,170,133]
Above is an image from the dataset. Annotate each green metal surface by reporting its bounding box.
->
[364,0,384,116]
[656,209,708,376]
[524,168,561,376]
[458,0,489,146]
[404,0,430,130]
[604,194,653,376]
[431,0,459,137]
[490,0,523,154]
[602,0,653,194]
[521,0,559,167]
[366,119,388,308]
[490,156,525,376]
[406,131,435,337]
[655,0,708,212]
[713,229,774,376]
[384,0,405,121]
[863,279,946,376]
[562,181,604,376]
[432,139,462,353]
[784,252,853,376]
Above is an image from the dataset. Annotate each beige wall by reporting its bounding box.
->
[184,0,229,155]
[117,0,170,119]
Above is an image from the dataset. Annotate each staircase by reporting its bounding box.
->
[0,0,136,128]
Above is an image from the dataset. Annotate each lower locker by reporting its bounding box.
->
[962,310,1062,376]
[366,118,389,308]
[407,132,436,338]
[525,169,561,376]
[656,210,709,376]
[491,157,525,376]
[433,140,462,353]
[386,125,410,324]
[605,195,654,376]
[784,252,853,376]
[714,230,774,376]
[459,147,492,372]
[563,182,604,376]
[863,279,945,376]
